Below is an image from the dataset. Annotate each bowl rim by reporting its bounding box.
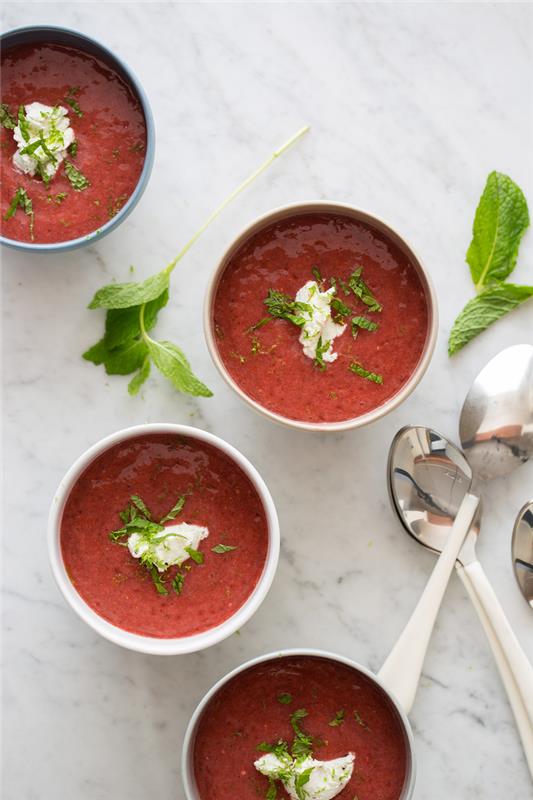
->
[47,422,280,655]
[180,647,417,799]
[204,200,438,432]
[0,24,155,253]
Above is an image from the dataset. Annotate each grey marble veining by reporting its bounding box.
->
[2,2,533,799]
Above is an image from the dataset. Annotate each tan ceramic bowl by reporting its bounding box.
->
[204,202,438,432]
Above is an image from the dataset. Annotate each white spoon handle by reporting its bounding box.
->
[461,558,533,726]
[378,493,480,713]
[457,565,533,779]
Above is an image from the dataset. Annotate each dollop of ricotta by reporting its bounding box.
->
[254,752,355,800]
[127,522,209,572]
[295,281,346,363]
[13,103,75,180]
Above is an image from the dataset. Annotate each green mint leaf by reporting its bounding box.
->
[328,709,345,727]
[3,187,34,239]
[147,339,213,397]
[68,140,78,157]
[18,106,30,141]
[311,266,322,283]
[159,496,186,524]
[290,709,313,759]
[64,160,90,191]
[348,267,382,312]
[172,572,185,595]
[266,778,277,800]
[467,171,529,290]
[330,296,351,322]
[448,282,533,355]
[353,710,369,729]
[277,692,293,705]
[185,546,204,565]
[130,495,152,520]
[314,336,330,370]
[264,289,309,327]
[88,270,170,310]
[104,289,169,348]
[64,95,83,118]
[295,767,313,800]
[349,362,383,384]
[128,355,151,396]
[83,337,148,375]
[257,742,275,753]
[150,566,168,595]
[351,316,378,338]
[211,543,238,554]
[0,103,16,129]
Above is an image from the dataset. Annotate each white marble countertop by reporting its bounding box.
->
[2,2,533,799]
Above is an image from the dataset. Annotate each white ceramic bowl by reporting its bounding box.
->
[181,648,417,799]
[48,423,280,655]
[204,201,438,432]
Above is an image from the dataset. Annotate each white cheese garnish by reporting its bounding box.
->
[254,752,355,800]
[13,103,75,181]
[127,522,209,572]
[295,280,346,363]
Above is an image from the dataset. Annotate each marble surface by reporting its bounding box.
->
[2,2,533,798]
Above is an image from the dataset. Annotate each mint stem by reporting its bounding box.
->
[164,125,310,276]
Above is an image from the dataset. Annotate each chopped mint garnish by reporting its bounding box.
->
[330,296,351,322]
[18,105,30,141]
[64,159,90,191]
[130,494,152,520]
[172,572,185,595]
[150,566,168,595]
[294,768,313,800]
[184,546,204,565]
[311,266,322,283]
[211,543,238,554]
[3,187,34,240]
[263,289,310,327]
[159,495,186,524]
[64,87,83,117]
[313,336,330,370]
[328,709,345,727]
[68,140,78,157]
[351,315,378,338]
[0,103,16,129]
[348,267,382,312]
[353,710,369,729]
[349,362,383,384]
[290,709,313,758]
[277,692,293,705]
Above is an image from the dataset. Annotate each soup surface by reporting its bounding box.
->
[1,42,146,243]
[193,655,408,800]
[213,213,429,423]
[60,434,269,638]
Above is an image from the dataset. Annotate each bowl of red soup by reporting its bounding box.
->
[205,203,437,431]
[0,25,154,252]
[182,650,416,800]
[48,424,279,654]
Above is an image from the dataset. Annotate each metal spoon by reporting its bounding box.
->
[459,343,533,481]
[389,425,533,776]
[513,500,533,608]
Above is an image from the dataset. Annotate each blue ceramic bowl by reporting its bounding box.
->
[0,25,155,253]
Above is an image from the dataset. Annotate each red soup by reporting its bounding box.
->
[1,42,147,243]
[213,213,430,424]
[193,655,408,800]
[60,434,269,638]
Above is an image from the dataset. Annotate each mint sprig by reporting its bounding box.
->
[83,126,309,397]
[64,159,89,191]
[3,187,34,240]
[0,103,16,129]
[449,172,532,355]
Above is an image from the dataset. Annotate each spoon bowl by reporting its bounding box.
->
[512,500,533,608]
[459,344,533,481]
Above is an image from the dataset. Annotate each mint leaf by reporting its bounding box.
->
[277,692,293,704]
[172,572,185,595]
[64,93,83,118]
[3,187,34,240]
[68,140,78,157]
[211,543,237,554]
[64,160,90,191]
[83,337,148,375]
[449,283,533,355]
[351,316,378,338]
[147,339,213,397]
[130,495,152,520]
[328,709,345,727]
[104,289,169,348]
[150,566,168,595]
[0,103,16,129]
[294,768,313,800]
[18,106,30,141]
[349,362,383,384]
[159,496,186,524]
[467,172,529,290]
[348,267,382,312]
[184,546,204,565]
[128,356,150,396]
[266,779,277,800]
[88,270,170,310]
